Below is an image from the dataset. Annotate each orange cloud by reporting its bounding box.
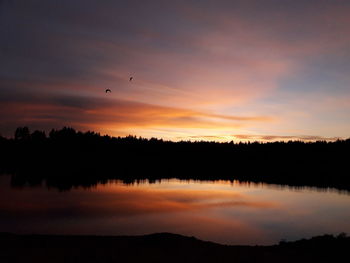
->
[0,90,272,138]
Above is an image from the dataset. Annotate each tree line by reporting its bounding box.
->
[0,127,349,191]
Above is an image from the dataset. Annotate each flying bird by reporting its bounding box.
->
[129,77,133,82]
[105,89,111,93]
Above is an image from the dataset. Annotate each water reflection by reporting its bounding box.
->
[1,175,350,245]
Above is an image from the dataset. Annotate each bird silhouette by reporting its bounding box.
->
[129,77,133,82]
[105,89,111,93]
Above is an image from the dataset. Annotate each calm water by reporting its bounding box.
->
[1,175,350,245]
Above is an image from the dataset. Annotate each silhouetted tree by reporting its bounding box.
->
[31,130,46,141]
[14,127,30,141]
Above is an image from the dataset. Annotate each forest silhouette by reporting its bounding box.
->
[0,127,349,191]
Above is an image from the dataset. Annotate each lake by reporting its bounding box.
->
[1,175,350,245]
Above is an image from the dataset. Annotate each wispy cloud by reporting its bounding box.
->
[0,89,271,137]
[173,134,342,142]
[233,134,342,142]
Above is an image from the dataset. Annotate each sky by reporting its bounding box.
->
[1,0,350,141]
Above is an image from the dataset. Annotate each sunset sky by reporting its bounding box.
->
[1,0,350,141]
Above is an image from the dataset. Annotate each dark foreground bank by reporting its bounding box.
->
[0,233,349,263]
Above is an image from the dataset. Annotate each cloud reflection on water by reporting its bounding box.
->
[1,176,350,245]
